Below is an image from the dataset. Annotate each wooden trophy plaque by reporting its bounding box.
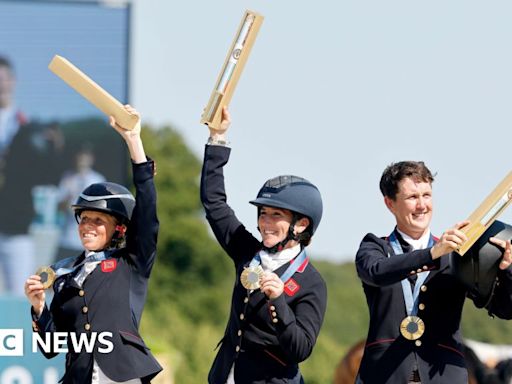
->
[457,171,512,256]
[201,10,264,130]
[49,55,139,130]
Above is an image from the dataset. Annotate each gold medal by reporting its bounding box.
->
[240,265,264,290]
[400,315,425,340]
[35,266,56,290]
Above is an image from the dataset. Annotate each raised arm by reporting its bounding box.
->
[110,105,158,276]
[109,104,146,164]
[200,107,260,260]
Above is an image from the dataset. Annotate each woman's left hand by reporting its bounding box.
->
[489,237,512,270]
[260,271,284,300]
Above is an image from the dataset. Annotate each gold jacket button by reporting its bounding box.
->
[82,306,88,314]
[84,323,91,331]
[415,340,422,347]
[79,290,85,297]
[420,285,427,292]
[235,346,240,352]
[243,297,249,303]
[237,330,242,336]
[272,318,278,324]
[272,312,277,317]
[239,314,245,320]
[270,305,276,311]
[422,265,429,270]
[418,303,425,311]
[416,268,423,273]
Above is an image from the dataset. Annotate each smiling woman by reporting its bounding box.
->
[78,209,120,251]
[258,207,300,249]
[24,105,163,384]
[73,184,132,252]
[200,107,327,384]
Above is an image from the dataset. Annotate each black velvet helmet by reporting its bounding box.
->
[72,182,135,223]
[450,220,512,307]
[249,175,323,235]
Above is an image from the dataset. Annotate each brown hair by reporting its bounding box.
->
[379,161,434,200]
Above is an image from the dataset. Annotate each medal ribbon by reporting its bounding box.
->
[51,251,110,278]
[388,232,434,316]
[249,248,308,283]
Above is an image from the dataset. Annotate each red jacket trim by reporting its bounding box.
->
[296,257,309,273]
[264,349,287,366]
[365,338,396,348]
[437,343,465,358]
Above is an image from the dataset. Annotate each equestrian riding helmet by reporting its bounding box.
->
[72,182,135,223]
[249,175,323,235]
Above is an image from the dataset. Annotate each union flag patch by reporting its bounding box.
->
[284,278,300,296]
[101,259,117,273]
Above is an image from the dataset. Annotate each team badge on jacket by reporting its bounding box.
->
[101,259,117,273]
[284,278,300,296]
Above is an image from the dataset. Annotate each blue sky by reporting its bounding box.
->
[131,0,512,262]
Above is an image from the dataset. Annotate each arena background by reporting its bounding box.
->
[2,1,512,384]
[0,0,130,382]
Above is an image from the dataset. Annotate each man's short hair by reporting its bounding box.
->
[379,161,434,200]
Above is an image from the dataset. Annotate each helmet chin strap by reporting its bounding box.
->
[260,217,300,254]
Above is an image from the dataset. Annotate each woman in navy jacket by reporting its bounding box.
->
[24,106,162,384]
[200,107,327,384]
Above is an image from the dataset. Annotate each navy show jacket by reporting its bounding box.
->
[32,159,162,384]
[201,145,327,384]
[356,230,512,384]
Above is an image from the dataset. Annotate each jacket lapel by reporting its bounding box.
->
[63,253,86,290]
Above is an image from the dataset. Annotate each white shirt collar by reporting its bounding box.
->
[75,250,104,287]
[85,250,99,258]
[259,244,302,272]
[396,228,431,251]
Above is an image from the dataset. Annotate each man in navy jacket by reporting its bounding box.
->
[355,161,512,384]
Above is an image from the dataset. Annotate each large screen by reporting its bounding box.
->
[0,0,131,381]
[0,0,131,293]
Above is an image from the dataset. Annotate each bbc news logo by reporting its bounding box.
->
[0,329,113,356]
[0,330,23,356]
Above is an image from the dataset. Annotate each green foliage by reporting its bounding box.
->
[314,261,369,346]
[462,297,512,343]
[140,125,233,382]
[300,261,368,383]
[139,124,512,384]
[301,332,345,384]
[141,125,233,323]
